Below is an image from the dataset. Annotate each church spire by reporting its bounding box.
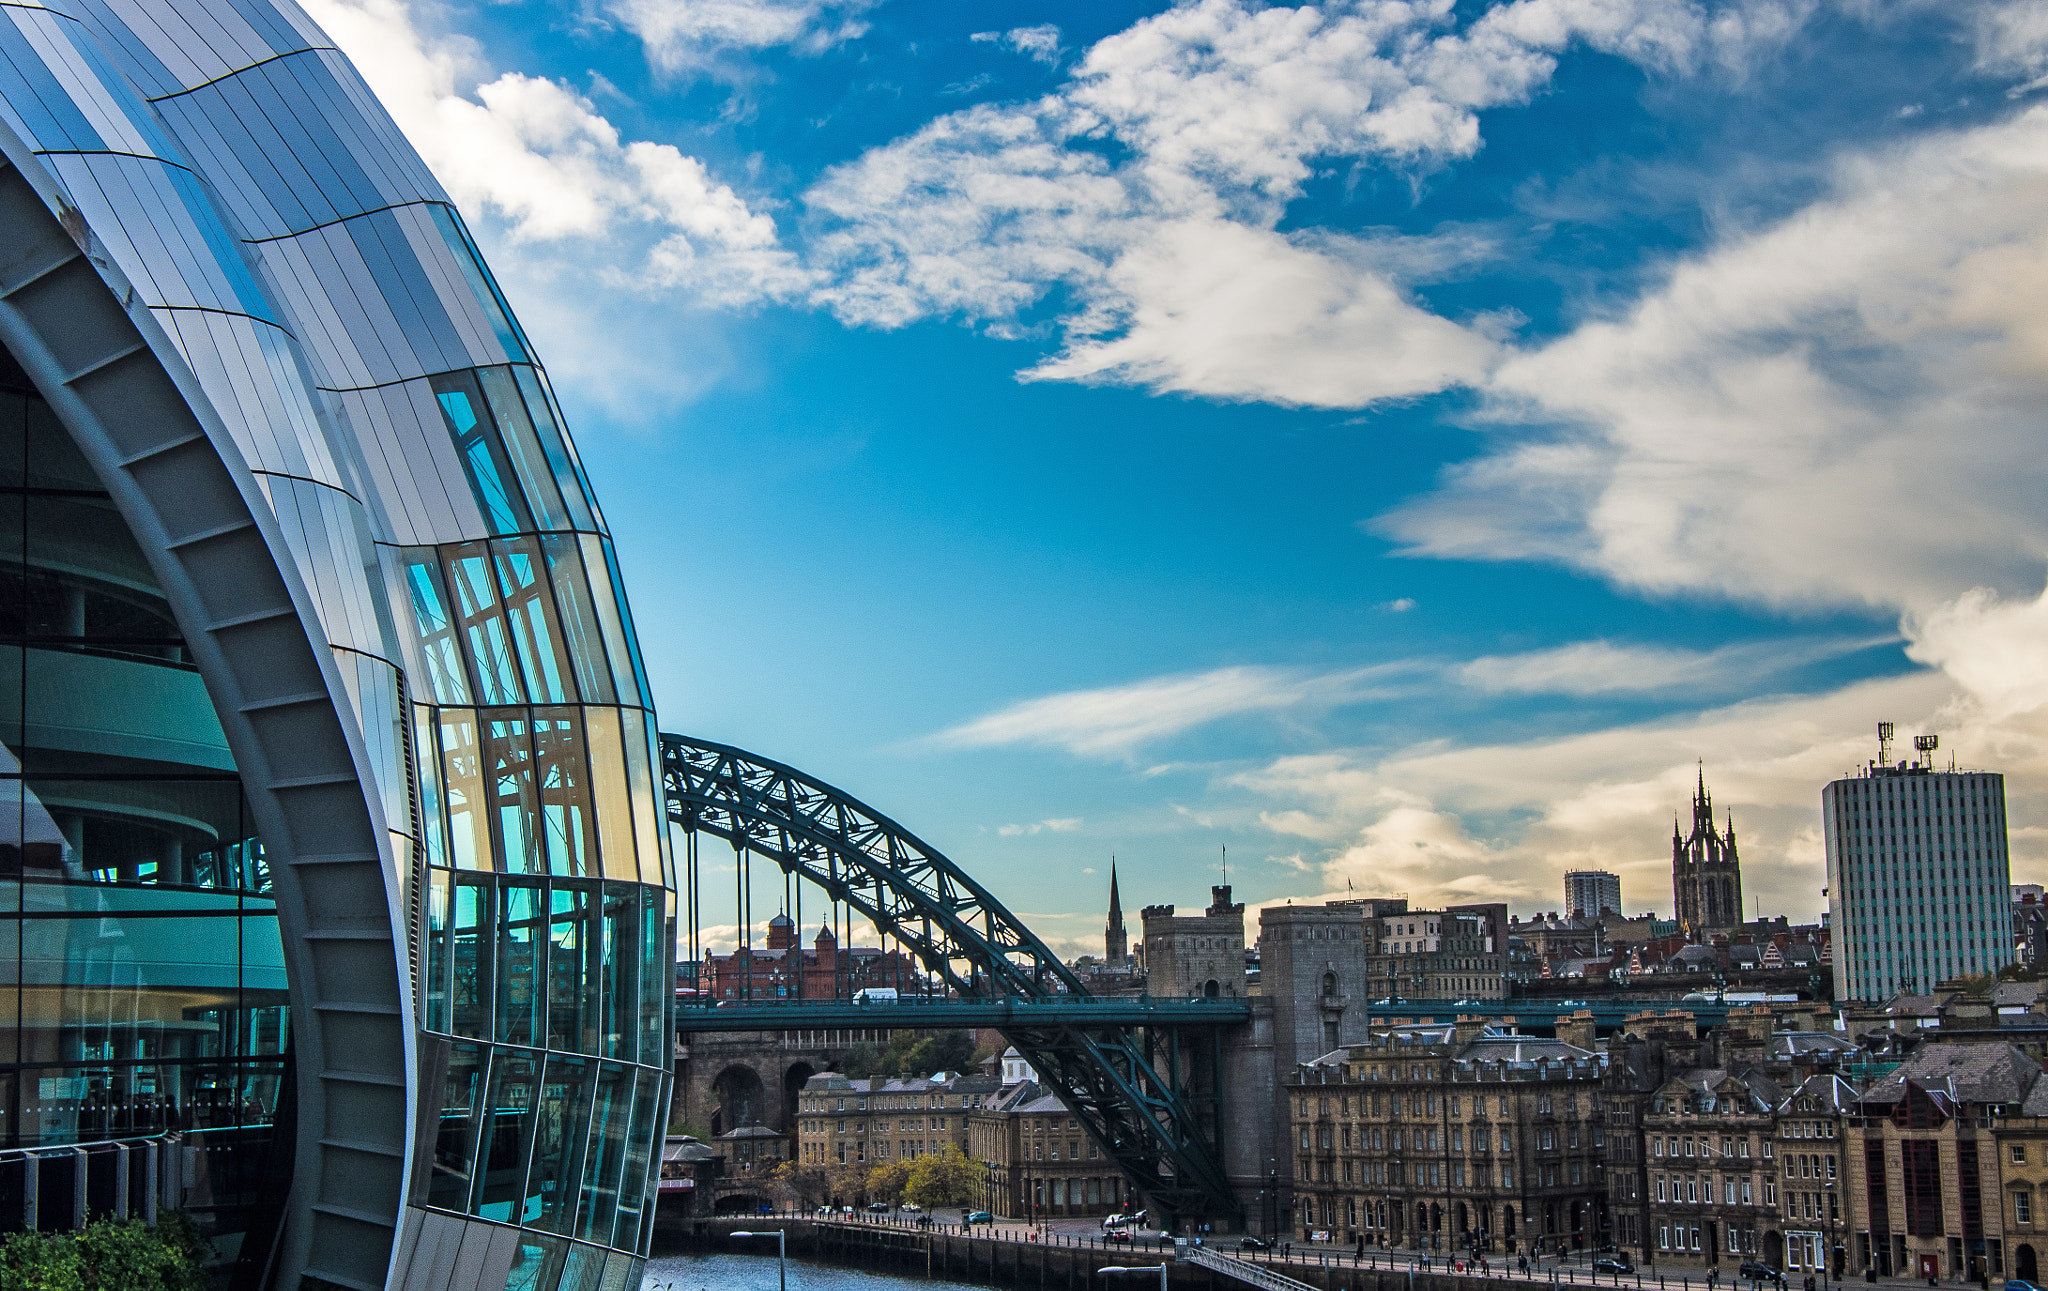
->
[1105,858,1128,964]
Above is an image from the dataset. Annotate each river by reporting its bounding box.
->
[642,1251,989,1291]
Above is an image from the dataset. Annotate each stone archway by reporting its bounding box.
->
[712,1064,767,1134]
[1764,1230,1784,1268]
[2017,1244,2036,1281]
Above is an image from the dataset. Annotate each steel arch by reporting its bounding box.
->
[660,734,1241,1226]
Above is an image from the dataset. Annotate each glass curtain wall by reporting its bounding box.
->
[0,341,287,1254]
[404,339,675,1285]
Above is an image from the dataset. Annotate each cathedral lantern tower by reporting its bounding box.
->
[1673,765,1744,941]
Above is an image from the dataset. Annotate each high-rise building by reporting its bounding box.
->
[1565,870,1623,918]
[1825,731,2011,1001]
[0,3,674,1286]
[1673,767,1744,940]
[1105,859,1128,963]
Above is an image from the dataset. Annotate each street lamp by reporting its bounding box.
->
[1101,1265,1170,1291]
[731,1230,787,1291]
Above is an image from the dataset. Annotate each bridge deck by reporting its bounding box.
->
[675,997,1251,1031]
[673,996,1730,1033]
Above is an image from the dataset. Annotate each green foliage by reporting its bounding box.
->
[905,1146,986,1209]
[866,1159,912,1203]
[837,1042,880,1081]
[0,1215,210,1291]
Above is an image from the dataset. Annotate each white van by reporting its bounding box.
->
[853,988,899,1003]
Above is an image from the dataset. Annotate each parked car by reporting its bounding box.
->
[1593,1257,1634,1276]
[1240,1237,1274,1252]
[840,1205,854,1216]
[866,1202,890,1213]
[1104,1231,1133,1245]
[965,1211,995,1226]
[900,1203,922,1213]
[1738,1261,1784,1284]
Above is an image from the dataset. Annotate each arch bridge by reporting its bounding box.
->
[660,735,1247,1229]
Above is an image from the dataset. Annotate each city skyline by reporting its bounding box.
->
[299,0,2048,958]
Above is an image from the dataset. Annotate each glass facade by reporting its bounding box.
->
[405,353,675,1282]
[0,342,286,1256]
[0,0,678,1280]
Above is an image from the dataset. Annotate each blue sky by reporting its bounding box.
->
[305,0,2048,956]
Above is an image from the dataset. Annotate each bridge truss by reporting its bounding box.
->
[660,734,1244,1227]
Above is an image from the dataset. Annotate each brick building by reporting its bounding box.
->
[699,915,934,1001]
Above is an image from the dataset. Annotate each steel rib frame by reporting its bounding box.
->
[660,733,1242,1227]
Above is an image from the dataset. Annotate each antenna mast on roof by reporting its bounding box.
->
[1876,721,1895,767]
[1914,734,1939,769]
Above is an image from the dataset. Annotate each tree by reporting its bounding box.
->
[769,1161,833,1211]
[906,1146,988,1209]
[867,1159,913,1204]
[838,1042,881,1080]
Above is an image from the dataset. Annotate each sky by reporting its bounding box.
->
[300,0,2048,959]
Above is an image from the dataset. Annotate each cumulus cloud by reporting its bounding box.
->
[601,0,882,73]
[1382,106,2048,614]
[802,0,1819,408]
[301,0,806,304]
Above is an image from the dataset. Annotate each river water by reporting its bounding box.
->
[642,1251,985,1291]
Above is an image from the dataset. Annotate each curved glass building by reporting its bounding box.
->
[0,1,675,1288]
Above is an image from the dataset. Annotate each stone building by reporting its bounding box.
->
[1363,903,1509,1001]
[1842,1044,2031,1282]
[1287,1021,1609,1255]
[1774,1073,1859,1279]
[1142,885,1247,998]
[966,1081,1133,1220]
[1263,901,1378,1063]
[1674,767,1745,942]
[1996,1077,2048,1282]
[794,1071,996,1168]
[1635,1065,1784,1268]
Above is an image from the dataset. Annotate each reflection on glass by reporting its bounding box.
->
[434,373,533,536]
[538,536,614,704]
[452,877,491,1039]
[532,709,593,878]
[424,867,451,1032]
[427,1041,485,1212]
[548,882,593,1055]
[477,368,571,533]
[448,546,523,705]
[498,882,544,1048]
[403,555,470,705]
[584,710,635,881]
[474,1048,540,1222]
[612,1070,660,1252]
[575,1064,630,1243]
[439,710,489,870]
[484,711,540,874]
[525,1053,592,1234]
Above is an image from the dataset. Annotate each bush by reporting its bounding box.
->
[0,1215,210,1291]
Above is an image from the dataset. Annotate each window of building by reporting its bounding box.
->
[2017,1146,2030,1164]
[2018,1191,2033,1225]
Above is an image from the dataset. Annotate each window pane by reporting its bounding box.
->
[438,710,490,871]
[444,546,524,705]
[601,881,640,1063]
[532,708,595,878]
[619,708,664,886]
[478,368,571,531]
[427,1040,486,1212]
[597,539,653,708]
[640,886,667,1064]
[432,372,533,536]
[473,1048,541,1221]
[572,536,639,708]
[549,881,598,1055]
[491,538,571,704]
[612,1066,662,1252]
[539,535,615,704]
[498,880,546,1048]
[583,707,636,882]
[575,1063,632,1242]
[401,552,471,705]
[525,1053,594,1235]
[424,865,452,1032]
[483,710,541,874]
[451,875,493,1039]
[413,704,450,870]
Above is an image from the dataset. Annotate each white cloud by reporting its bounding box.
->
[1454,635,1886,696]
[1382,597,1418,612]
[801,0,1818,408]
[996,817,1085,837]
[931,663,1424,758]
[973,25,1064,67]
[1382,106,2048,614]
[601,0,882,73]
[301,0,806,299]
[1973,0,2048,92]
